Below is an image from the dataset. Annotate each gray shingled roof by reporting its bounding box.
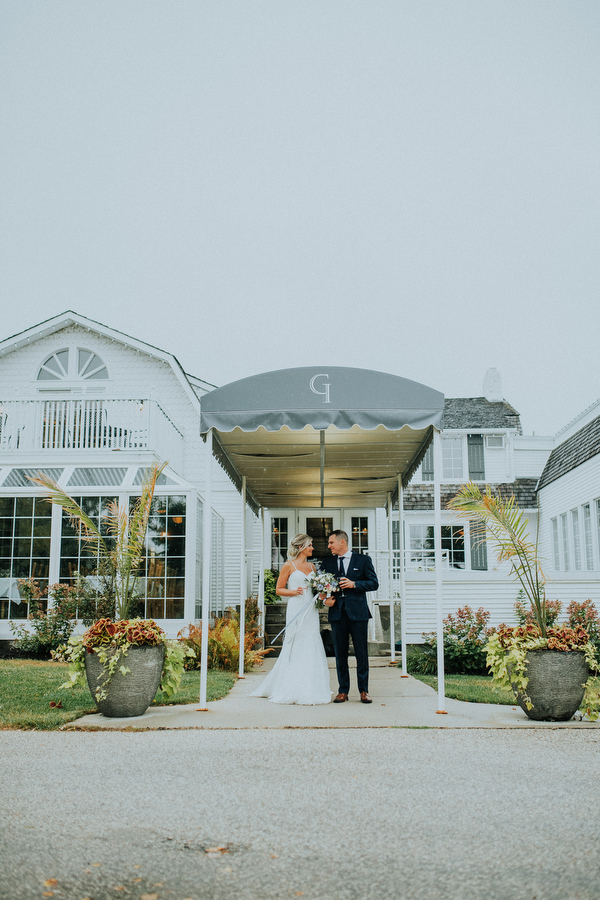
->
[537,415,600,491]
[402,479,539,511]
[443,397,521,432]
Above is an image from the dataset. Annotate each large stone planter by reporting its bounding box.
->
[85,644,165,718]
[513,649,589,721]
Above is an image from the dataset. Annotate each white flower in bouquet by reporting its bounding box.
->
[307,568,339,608]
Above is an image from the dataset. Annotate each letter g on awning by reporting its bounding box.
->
[199,366,444,510]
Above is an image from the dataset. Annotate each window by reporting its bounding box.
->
[571,509,581,571]
[561,514,569,571]
[136,495,186,619]
[271,517,289,570]
[392,519,402,577]
[37,348,108,382]
[351,517,369,553]
[442,437,463,479]
[60,495,118,586]
[0,496,53,619]
[485,435,505,448]
[441,525,465,569]
[59,494,186,619]
[467,435,485,481]
[408,525,434,568]
[551,518,560,570]
[583,504,594,570]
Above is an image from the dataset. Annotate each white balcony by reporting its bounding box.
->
[0,399,184,468]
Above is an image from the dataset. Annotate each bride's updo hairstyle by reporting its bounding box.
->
[288,533,313,560]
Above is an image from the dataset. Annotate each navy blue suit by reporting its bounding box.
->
[320,552,379,695]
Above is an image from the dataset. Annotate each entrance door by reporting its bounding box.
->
[298,510,341,565]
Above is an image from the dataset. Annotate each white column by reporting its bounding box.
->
[258,507,266,637]
[238,476,247,679]
[387,494,396,663]
[198,429,213,710]
[433,429,446,713]
[398,475,408,677]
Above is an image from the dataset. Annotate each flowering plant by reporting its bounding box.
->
[486,623,600,720]
[306,569,339,609]
[59,617,194,702]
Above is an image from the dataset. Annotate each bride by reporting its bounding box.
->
[250,533,332,705]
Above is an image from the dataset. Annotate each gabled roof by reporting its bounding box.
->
[537,414,600,490]
[443,397,521,432]
[0,310,206,413]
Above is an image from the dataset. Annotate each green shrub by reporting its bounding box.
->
[408,605,493,676]
[514,592,562,627]
[264,569,279,605]
[179,597,273,672]
[10,580,79,657]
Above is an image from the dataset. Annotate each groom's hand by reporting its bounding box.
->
[339,577,355,590]
[323,594,335,607]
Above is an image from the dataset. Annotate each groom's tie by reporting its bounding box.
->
[338,556,345,577]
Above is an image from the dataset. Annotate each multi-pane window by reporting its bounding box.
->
[135,495,186,619]
[441,525,465,569]
[442,437,463,479]
[271,517,289,570]
[351,517,369,553]
[583,504,594,570]
[571,509,581,570]
[59,494,186,619]
[409,525,434,568]
[60,496,117,586]
[0,497,52,619]
[561,514,570,571]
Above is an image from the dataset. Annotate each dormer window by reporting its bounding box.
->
[37,349,108,383]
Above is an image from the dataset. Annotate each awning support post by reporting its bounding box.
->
[258,507,266,634]
[433,429,446,713]
[387,493,396,663]
[239,476,247,679]
[198,429,213,710]
[319,430,325,508]
[398,474,408,677]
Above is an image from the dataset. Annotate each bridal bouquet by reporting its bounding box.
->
[307,568,339,608]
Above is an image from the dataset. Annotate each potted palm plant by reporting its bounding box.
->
[32,462,193,717]
[448,483,599,721]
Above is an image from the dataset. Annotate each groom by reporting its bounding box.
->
[320,530,379,704]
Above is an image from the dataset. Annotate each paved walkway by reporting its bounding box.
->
[65,657,598,730]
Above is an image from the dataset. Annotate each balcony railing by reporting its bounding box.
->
[0,399,184,467]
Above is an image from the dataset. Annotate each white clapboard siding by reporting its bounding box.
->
[402,573,526,642]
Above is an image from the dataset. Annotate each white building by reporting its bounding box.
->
[0,311,596,651]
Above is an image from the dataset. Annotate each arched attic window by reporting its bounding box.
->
[37,348,109,382]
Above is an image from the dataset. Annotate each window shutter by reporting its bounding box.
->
[421,444,434,481]
[467,434,485,480]
[470,520,488,571]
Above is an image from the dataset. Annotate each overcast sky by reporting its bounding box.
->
[1,2,599,436]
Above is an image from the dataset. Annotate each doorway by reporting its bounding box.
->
[298,510,341,564]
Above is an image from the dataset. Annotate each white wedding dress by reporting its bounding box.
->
[250,564,332,705]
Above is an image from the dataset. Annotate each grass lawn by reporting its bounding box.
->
[0,660,237,730]
[411,672,518,705]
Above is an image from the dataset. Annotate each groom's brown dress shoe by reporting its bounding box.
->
[360,691,372,704]
[333,693,348,703]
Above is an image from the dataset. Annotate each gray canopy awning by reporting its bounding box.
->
[200,367,444,509]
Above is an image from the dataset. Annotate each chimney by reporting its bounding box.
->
[483,368,502,402]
